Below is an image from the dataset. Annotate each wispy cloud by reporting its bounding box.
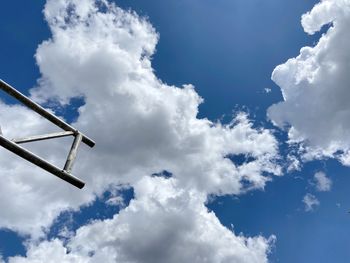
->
[313,171,332,192]
[303,193,320,212]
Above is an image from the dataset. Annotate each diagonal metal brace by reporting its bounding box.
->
[0,79,95,189]
[0,135,85,188]
[12,131,74,144]
[64,133,83,173]
[0,79,95,148]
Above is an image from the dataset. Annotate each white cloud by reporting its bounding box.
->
[268,0,350,165]
[32,0,281,196]
[264,88,272,94]
[0,0,280,237]
[0,102,94,237]
[8,177,275,263]
[0,0,281,261]
[286,154,301,172]
[303,193,320,212]
[313,171,332,191]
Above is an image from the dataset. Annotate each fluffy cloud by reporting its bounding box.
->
[0,0,280,236]
[268,0,350,164]
[0,0,281,260]
[0,102,95,237]
[303,193,320,212]
[8,177,275,263]
[313,171,332,191]
[33,0,281,196]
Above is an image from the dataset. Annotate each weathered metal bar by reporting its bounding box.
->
[12,131,74,144]
[0,79,95,148]
[64,133,83,173]
[0,135,85,188]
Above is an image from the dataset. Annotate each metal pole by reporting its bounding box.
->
[0,79,95,148]
[12,131,74,144]
[0,135,85,188]
[64,133,83,173]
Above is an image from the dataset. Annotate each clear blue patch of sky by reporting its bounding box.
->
[117,0,320,121]
[207,159,350,263]
[0,0,49,94]
[48,187,134,241]
[41,96,86,124]
[0,230,26,259]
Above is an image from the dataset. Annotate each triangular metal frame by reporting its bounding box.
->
[0,79,95,189]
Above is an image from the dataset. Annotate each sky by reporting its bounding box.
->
[0,0,350,262]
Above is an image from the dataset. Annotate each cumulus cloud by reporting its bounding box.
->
[303,193,320,212]
[0,0,281,238]
[0,102,94,237]
[268,0,350,165]
[0,0,284,261]
[8,177,275,263]
[313,171,332,191]
[33,0,281,196]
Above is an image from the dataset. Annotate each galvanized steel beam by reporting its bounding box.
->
[12,131,74,144]
[0,79,95,148]
[0,135,85,189]
[0,79,96,189]
[64,133,83,173]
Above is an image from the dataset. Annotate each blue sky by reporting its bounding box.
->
[1,0,350,262]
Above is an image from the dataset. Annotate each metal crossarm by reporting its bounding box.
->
[0,80,95,147]
[0,79,95,189]
[12,131,74,144]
